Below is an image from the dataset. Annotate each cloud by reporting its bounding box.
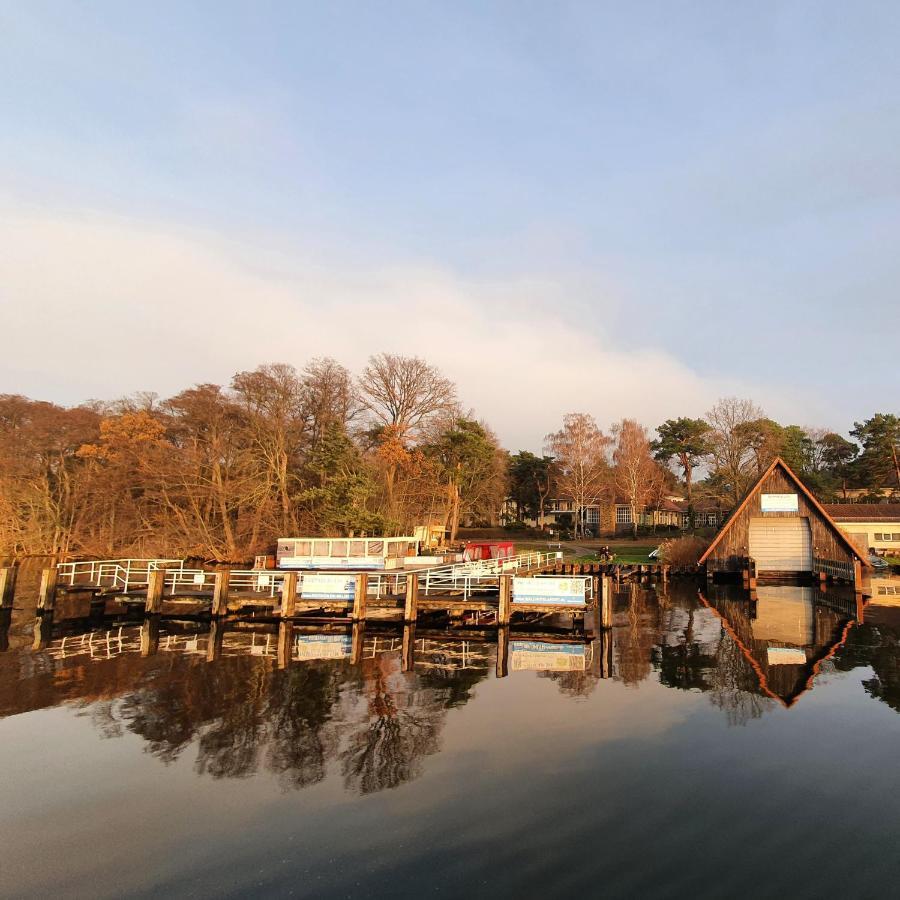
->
[0,203,801,449]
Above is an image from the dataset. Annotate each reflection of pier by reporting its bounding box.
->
[699,584,861,707]
[15,612,615,684]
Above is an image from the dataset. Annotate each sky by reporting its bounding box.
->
[1,1,898,450]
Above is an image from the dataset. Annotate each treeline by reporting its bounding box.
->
[1,355,898,558]
[0,355,505,560]
[507,399,900,537]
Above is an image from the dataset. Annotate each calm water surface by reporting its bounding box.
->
[2,575,900,899]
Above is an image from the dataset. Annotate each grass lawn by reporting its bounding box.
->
[512,538,661,565]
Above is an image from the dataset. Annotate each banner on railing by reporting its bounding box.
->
[512,577,586,605]
[301,573,356,601]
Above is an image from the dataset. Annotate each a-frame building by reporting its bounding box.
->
[699,457,869,583]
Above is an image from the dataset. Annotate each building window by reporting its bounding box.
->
[585,508,599,525]
[616,506,632,524]
[874,532,900,542]
[706,514,717,526]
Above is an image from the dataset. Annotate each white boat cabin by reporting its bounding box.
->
[276,536,417,570]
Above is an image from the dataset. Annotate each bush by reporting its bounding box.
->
[658,534,708,566]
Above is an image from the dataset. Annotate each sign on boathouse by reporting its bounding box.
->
[512,576,586,606]
[300,573,356,601]
[760,493,799,513]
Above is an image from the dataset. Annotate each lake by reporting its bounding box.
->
[2,576,900,898]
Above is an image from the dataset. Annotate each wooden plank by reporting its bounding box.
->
[600,575,612,628]
[0,567,17,610]
[37,567,59,612]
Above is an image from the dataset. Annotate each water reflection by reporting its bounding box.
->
[4,581,900,797]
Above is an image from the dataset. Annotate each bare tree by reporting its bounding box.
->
[544,413,610,539]
[300,358,357,448]
[358,354,458,520]
[611,419,666,539]
[706,397,765,504]
[357,354,457,438]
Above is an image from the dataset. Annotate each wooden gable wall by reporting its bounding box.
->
[705,466,857,573]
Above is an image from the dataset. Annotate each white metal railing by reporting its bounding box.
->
[56,559,186,591]
[418,550,564,600]
[55,550,566,603]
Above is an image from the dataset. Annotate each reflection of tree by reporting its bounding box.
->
[837,621,900,714]
[539,669,599,698]
[707,630,773,726]
[617,583,654,686]
[656,608,718,692]
[66,633,488,796]
[339,658,483,794]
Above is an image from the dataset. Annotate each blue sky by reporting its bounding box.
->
[1,2,897,448]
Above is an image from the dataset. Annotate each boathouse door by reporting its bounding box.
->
[749,518,813,572]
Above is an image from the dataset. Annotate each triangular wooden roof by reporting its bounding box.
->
[698,456,870,566]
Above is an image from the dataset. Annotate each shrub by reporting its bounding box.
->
[658,534,708,566]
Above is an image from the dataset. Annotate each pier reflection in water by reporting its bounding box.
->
[3,580,900,897]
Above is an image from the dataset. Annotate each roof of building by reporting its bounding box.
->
[822,504,900,522]
[698,456,869,566]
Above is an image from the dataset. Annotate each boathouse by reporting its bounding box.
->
[699,457,869,583]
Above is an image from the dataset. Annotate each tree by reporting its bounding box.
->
[611,419,667,539]
[507,451,556,526]
[357,354,457,519]
[231,364,307,538]
[544,414,610,539]
[851,414,900,492]
[818,432,858,499]
[705,397,765,505]
[300,422,382,535]
[651,418,711,518]
[424,418,504,541]
[300,358,356,448]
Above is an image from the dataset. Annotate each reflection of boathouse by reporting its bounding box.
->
[700,457,869,586]
[699,584,860,707]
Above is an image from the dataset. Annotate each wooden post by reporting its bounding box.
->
[600,575,613,629]
[403,574,419,623]
[496,626,509,678]
[853,558,862,592]
[281,571,298,619]
[145,569,166,614]
[352,573,368,621]
[498,574,512,626]
[140,617,160,657]
[211,569,231,617]
[401,624,416,672]
[276,622,292,669]
[351,622,365,664]
[37,567,59,613]
[0,567,17,610]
